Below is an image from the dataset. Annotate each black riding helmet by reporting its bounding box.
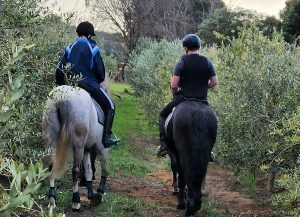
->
[182,34,201,51]
[76,21,96,37]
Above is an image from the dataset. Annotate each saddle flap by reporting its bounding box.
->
[165,107,176,137]
[91,98,104,125]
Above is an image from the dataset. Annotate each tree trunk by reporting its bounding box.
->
[267,167,276,192]
[114,62,127,83]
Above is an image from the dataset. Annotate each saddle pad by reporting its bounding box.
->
[165,107,176,137]
[91,98,104,125]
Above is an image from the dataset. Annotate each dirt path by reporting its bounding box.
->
[67,133,277,217]
[204,164,275,217]
[69,163,277,217]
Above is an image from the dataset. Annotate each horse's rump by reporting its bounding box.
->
[43,85,103,179]
[44,85,108,210]
[172,101,217,153]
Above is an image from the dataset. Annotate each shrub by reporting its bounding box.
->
[0,0,74,159]
[128,38,183,124]
[211,26,300,176]
[0,159,49,216]
[270,108,300,216]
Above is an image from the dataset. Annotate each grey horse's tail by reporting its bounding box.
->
[52,100,73,179]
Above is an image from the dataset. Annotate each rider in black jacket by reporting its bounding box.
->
[156,34,218,157]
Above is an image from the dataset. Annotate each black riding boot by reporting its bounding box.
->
[103,109,118,148]
[156,117,168,157]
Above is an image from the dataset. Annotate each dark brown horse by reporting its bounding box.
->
[166,100,217,216]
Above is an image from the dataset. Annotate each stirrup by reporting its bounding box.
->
[209,152,215,164]
[103,133,121,148]
[103,139,118,148]
[111,132,120,144]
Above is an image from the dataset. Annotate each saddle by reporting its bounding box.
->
[91,98,104,125]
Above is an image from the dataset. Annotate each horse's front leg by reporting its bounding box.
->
[95,142,108,195]
[171,160,179,195]
[97,152,108,194]
[177,166,186,210]
[83,152,94,200]
[72,146,84,211]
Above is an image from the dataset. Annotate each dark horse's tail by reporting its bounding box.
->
[172,100,217,214]
[173,100,214,171]
[190,107,211,182]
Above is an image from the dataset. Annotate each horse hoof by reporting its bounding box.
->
[172,188,179,195]
[177,203,185,210]
[185,209,194,216]
[48,197,56,209]
[72,203,81,212]
[89,193,102,206]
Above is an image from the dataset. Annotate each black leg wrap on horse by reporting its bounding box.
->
[72,192,80,203]
[86,181,94,199]
[97,176,107,194]
[186,197,195,215]
[177,189,186,210]
[48,187,56,200]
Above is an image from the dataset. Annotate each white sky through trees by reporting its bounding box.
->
[45,0,287,31]
[223,0,286,17]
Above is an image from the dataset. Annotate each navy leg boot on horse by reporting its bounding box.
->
[156,117,168,157]
[97,176,107,194]
[103,110,118,148]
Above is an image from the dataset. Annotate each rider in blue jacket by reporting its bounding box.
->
[55,21,118,148]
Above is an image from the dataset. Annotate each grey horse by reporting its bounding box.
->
[42,85,107,211]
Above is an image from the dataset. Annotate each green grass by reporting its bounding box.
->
[94,194,144,217]
[108,82,160,177]
[201,199,235,217]
[238,171,257,199]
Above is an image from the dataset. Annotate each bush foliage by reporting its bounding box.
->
[211,26,300,174]
[128,38,183,123]
[0,0,75,160]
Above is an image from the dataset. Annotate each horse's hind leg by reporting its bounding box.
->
[43,101,60,209]
[48,173,57,209]
[83,152,94,200]
[90,148,97,180]
[72,144,85,211]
